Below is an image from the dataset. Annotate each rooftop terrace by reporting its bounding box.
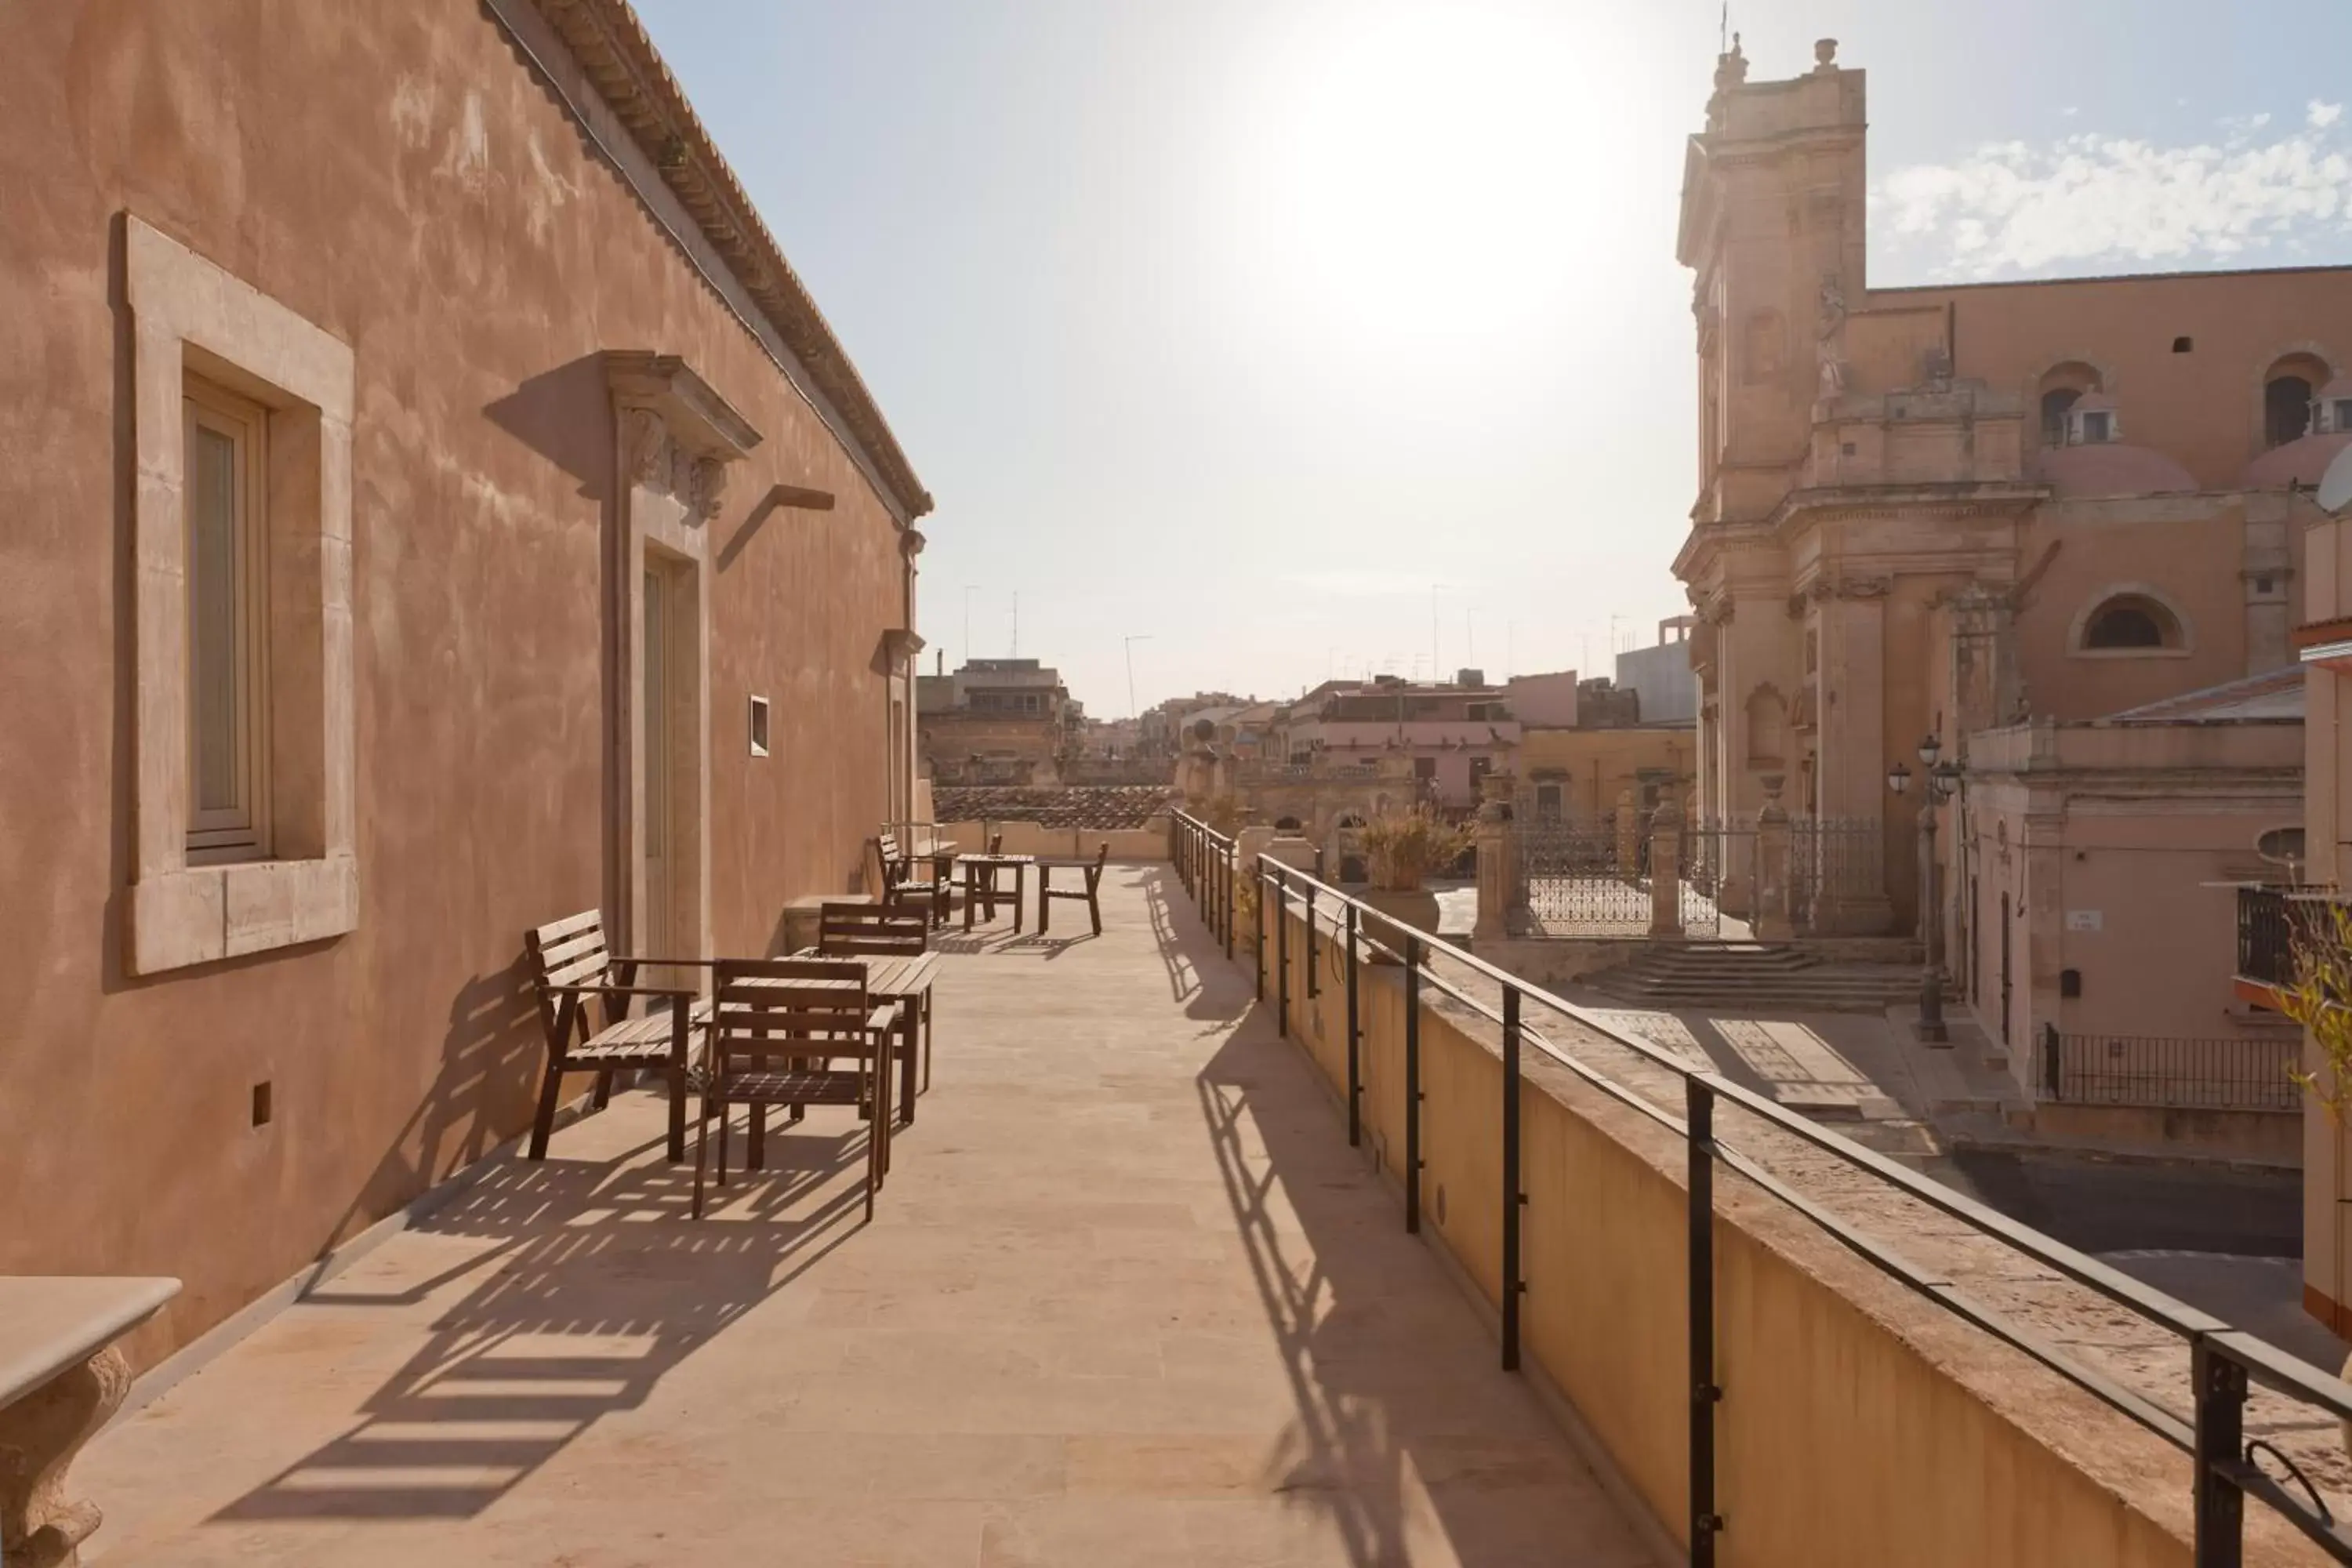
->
[78,868,1652,1566]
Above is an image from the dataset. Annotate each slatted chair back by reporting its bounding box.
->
[869,835,912,899]
[709,958,884,1073]
[818,902,928,958]
[1080,841,1109,891]
[525,908,619,997]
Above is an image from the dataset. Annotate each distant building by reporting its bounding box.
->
[1616,618,1698,725]
[1138,691,1248,760]
[1511,656,1696,823]
[1275,670,1519,809]
[918,658,1077,785]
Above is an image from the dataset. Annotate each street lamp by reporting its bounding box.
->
[1889,735,1960,1045]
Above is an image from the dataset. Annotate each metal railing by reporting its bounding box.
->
[1168,810,1237,964]
[1164,809,2352,1566]
[2038,1028,2302,1112]
[1788,815,1882,933]
[2237,884,2336,990]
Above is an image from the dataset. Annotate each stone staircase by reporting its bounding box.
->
[1590,942,1928,1012]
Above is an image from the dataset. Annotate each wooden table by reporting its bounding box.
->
[959,854,1035,932]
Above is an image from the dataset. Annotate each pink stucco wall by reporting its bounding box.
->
[0,2,920,1363]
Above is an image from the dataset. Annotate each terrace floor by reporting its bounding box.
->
[82,867,1654,1567]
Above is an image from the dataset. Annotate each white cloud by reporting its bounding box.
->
[1873,113,2352,280]
[2061,105,2079,118]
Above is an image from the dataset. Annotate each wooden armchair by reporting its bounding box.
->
[524,909,700,1162]
[1039,843,1110,937]
[694,959,896,1220]
[871,833,949,925]
[815,902,933,1121]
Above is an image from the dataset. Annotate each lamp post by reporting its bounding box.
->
[1888,735,1962,1045]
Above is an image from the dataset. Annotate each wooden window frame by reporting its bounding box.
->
[183,377,273,862]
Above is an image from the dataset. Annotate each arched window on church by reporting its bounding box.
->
[2263,353,2332,448]
[2267,373,2316,448]
[2040,387,2081,448]
[2034,361,2100,447]
[2079,593,2183,652]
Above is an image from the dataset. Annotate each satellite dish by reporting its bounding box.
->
[2256,825,2306,878]
[2319,442,2352,514]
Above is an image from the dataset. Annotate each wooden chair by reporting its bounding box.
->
[694,958,895,1221]
[524,910,698,1163]
[871,834,949,925]
[816,902,933,1122]
[1039,844,1110,937]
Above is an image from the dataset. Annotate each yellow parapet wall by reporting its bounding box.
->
[1261,892,2298,1568]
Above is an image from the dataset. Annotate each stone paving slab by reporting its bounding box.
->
[82,867,1653,1567]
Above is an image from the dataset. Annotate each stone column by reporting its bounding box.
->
[1753,793,1794,941]
[1648,797,1683,937]
[1812,584,1894,934]
[1614,790,1639,881]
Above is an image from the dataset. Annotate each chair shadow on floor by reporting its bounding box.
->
[210,1105,873,1523]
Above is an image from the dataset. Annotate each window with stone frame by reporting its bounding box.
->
[125,216,358,974]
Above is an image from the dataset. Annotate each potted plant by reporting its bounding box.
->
[1356,807,1473,960]
[2277,898,2352,1430]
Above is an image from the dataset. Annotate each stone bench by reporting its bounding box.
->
[1,1276,179,1568]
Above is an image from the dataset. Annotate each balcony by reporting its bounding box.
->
[75,866,1651,1566]
[63,845,2352,1566]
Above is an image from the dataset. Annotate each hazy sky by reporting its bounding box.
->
[633,0,2352,717]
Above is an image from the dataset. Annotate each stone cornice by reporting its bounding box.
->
[1767,481,2048,537]
[518,0,935,522]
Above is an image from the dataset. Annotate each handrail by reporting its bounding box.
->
[1197,823,2352,1565]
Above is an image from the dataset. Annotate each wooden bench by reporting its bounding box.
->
[524,909,702,1163]
[1,1275,178,1566]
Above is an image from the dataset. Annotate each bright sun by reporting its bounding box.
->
[1238,3,1609,353]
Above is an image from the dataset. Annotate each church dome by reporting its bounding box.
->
[2244,431,2352,489]
[2032,441,2198,498]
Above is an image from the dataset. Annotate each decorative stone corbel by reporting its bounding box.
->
[603,350,762,522]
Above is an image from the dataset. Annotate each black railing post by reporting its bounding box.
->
[2194,1339,2247,1567]
[1345,902,1361,1148]
[1200,833,1212,926]
[1305,886,1318,998]
[1223,848,1235,960]
[1254,858,1265,1003]
[1687,1076,1723,1563]
[1405,933,1422,1235]
[1275,866,1290,1038]
[1502,982,1524,1372]
[2042,1022,2063,1101]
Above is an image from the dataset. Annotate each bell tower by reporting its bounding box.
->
[1676,37,1869,528]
